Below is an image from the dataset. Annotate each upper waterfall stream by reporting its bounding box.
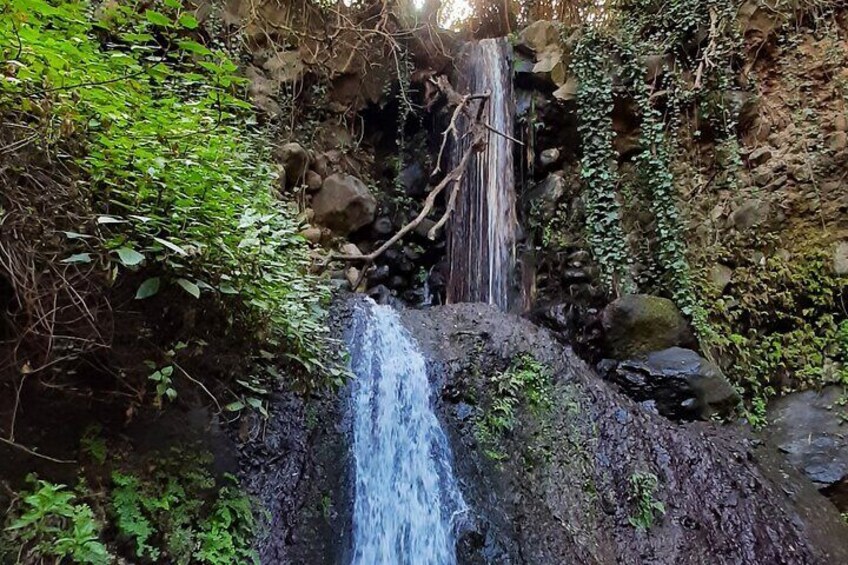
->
[447,38,518,311]
[347,300,466,564]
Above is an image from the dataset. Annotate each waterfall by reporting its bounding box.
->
[347,299,466,564]
[447,38,517,311]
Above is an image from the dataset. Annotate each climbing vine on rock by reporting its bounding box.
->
[572,30,635,295]
[617,41,716,343]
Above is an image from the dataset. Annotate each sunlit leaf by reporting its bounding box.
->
[176,278,200,299]
[97,215,125,224]
[115,248,145,267]
[178,40,211,56]
[62,231,93,239]
[144,10,171,27]
[178,14,199,29]
[62,253,93,264]
[152,236,188,256]
[225,401,245,412]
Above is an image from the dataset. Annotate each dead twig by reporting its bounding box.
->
[0,436,76,465]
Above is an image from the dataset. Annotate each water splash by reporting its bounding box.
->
[347,300,466,564]
[447,38,517,311]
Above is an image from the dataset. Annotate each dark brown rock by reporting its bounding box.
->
[277,142,310,188]
[401,303,848,565]
[311,173,377,235]
[604,347,740,421]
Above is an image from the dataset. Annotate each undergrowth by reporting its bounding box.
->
[696,241,848,425]
[0,0,333,394]
[1,448,260,564]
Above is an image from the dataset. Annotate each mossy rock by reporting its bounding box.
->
[601,294,695,359]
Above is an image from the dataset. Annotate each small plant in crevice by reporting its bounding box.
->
[474,354,552,462]
[627,471,666,530]
[80,424,109,465]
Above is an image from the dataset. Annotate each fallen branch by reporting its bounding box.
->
[320,79,492,283]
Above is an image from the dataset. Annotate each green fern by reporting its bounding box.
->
[111,472,159,559]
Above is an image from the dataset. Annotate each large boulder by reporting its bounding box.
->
[398,303,848,565]
[602,294,694,359]
[603,347,740,421]
[516,20,560,54]
[766,386,848,510]
[311,173,377,235]
[522,173,566,221]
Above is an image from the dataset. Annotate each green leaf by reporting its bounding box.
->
[225,401,245,412]
[152,236,188,256]
[62,253,93,264]
[176,278,200,299]
[115,248,145,267]
[178,40,211,56]
[135,278,161,299]
[144,10,172,27]
[178,14,199,29]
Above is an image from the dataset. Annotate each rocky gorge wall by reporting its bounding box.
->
[230,0,848,545]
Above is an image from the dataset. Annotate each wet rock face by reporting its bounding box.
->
[311,173,377,235]
[601,347,740,421]
[522,172,566,221]
[602,294,695,359]
[402,304,848,565]
[766,386,848,510]
[234,299,359,565]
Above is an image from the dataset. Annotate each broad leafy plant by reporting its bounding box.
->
[3,476,111,564]
[0,0,331,391]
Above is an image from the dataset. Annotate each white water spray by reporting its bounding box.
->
[347,300,466,564]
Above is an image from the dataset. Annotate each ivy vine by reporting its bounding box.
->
[572,29,635,295]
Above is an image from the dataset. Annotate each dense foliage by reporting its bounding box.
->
[561,0,847,416]
[1,450,259,563]
[0,0,330,385]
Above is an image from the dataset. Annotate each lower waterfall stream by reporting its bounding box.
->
[347,299,466,564]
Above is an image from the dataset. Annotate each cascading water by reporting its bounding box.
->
[347,299,466,564]
[447,38,517,311]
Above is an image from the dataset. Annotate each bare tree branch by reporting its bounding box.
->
[320,78,493,279]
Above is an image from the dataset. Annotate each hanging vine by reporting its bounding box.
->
[572,29,635,295]
[607,0,746,342]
